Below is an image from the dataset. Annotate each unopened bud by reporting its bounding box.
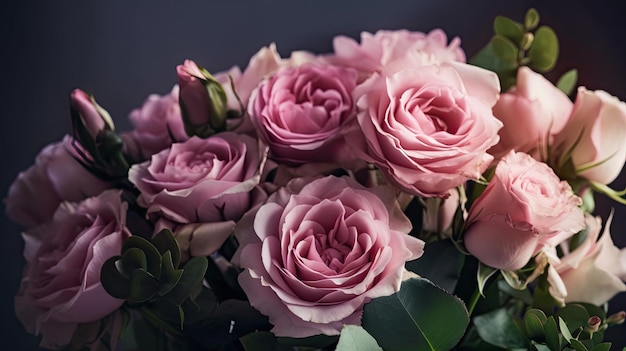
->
[585,316,601,333]
[520,32,534,51]
[177,59,228,138]
[71,89,115,141]
[606,311,625,325]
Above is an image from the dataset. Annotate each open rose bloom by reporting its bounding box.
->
[6,14,626,350]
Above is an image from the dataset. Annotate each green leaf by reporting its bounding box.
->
[336,325,383,351]
[544,316,561,351]
[525,8,540,30]
[152,229,181,268]
[556,69,578,96]
[405,239,465,293]
[473,308,529,348]
[240,332,293,351]
[524,309,547,339]
[528,26,559,72]
[121,247,148,273]
[570,338,589,351]
[129,270,160,303]
[100,256,130,299]
[491,35,520,64]
[498,280,533,305]
[590,343,612,351]
[163,256,208,306]
[557,304,590,332]
[122,236,162,276]
[494,16,524,45]
[558,317,575,342]
[158,251,183,296]
[477,263,498,297]
[362,278,469,351]
[469,43,518,91]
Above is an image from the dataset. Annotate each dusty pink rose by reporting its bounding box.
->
[70,89,114,140]
[346,62,502,197]
[545,214,626,305]
[490,67,573,158]
[14,190,130,349]
[331,29,465,80]
[250,63,358,164]
[5,135,111,228]
[127,85,188,160]
[553,87,626,184]
[129,132,267,253]
[233,175,424,337]
[464,151,585,271]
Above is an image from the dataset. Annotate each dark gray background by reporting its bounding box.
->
[1,1,625,349]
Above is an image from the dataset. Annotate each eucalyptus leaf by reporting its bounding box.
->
[590,343,612,351]
[473,308,528,349]
[362,278,469,351]
[556,69,578,96]
[569,338,589,351]
[528,26,559,72]
[100,256,130,299]
[525,8,540,30]
[544,316,561,351]
[558,317,575,342]
[491,35,519,64]
[158,251,183,296]
[121,247,148,273]
[152,229,181,268]
[336,325,382,351]
[129,270,160,303]
[524,310,546,339]
[122,236,162,276]
[494,16,524,45]
[163,256,208,306]
[557,304,590,332]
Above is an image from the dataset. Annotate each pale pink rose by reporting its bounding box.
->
[14,190,130,349]
[129,133,267,252]
[331,29,465,80]
[553,87,626,184]
[546,214,626,305]
[5,135,111,228]
[127,85,188,160]
[346,62,502,197]
[233,176,425,338]
[464,151,585,271]
[250,63,358,164]
[490,67,573,158]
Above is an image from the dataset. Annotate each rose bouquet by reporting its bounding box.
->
[5,8,626,351]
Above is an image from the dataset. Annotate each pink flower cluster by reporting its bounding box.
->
[5,26,626,348]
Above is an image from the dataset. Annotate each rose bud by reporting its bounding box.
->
[176,59,229,138]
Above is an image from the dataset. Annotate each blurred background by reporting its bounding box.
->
[1,1,624,349]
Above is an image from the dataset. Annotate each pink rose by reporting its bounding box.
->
[346,62,502,197]
[489,67,573,158]
[250,63,358,164]
[553,87,626,184]
[70,89,114,140]
[14,190,130,349]
[233,175,425,338]
[5,135,111,228]
[545,214,626,305]
[464,151,585,271]
[129,132,267,254]
[331,29,465,80]
[127,85,188,160]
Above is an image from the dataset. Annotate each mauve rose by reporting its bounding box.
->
[127,85,188,160]
[553,87,626,184]
[129,132,267,226]
[250,63,358,164]
[490,67,573,158]
[346,62,502,197]
[70,89,113,140]
[14,190,130,349]
[464,151,585,271]
[233,175,424,338]
[5,135,110,228]
[331,29,465,80]
[545,214,626,305]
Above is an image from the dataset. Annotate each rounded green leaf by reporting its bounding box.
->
[100,256,130,299]
[121,247,147,273]
[362,278,469,351]
[158,251,183,296]
[129,269,160,303]
[491,35,519,64]
[473,308,529,348]
[556,69,578,96]
[336,325,383,351]
[556,303,590,331]
[405,239,464,293]
[525,8,540,31]
[524,310,546,339]
[163,256,208,306]
[528,26,559,72]
[152,229,181,268]
[544,316,561,351]
[494,16,524,45]
[122,235,162,276]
